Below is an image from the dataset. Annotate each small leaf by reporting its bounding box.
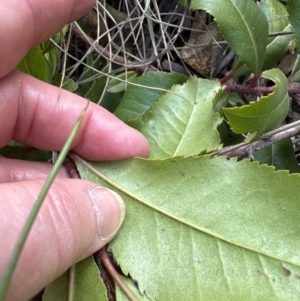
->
[253,138,300,173]
[260,0,289,41]
[107,71,136,93]
[114,72,187,120]
[76,156,300,301]
[233,0,292,76]
[263,25,293,70]
[44,47,59,80]
[137,77,222,158]
[17,46,49,82]
[182,0,268,75]
[76,55,123,108]
[286,0,300,51]
[223,68,289,136]
[289,54,300,82]
[76,54,103,97]
[0,143,48,162]
[43,256,107,301]
[52,74,78,92]
[52,25,69,44]
[260,0,292,70]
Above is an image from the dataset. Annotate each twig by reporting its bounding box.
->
[225,84,300,98]
[100,248,140,301]
[268,30,294,37]
[213,120,300,158]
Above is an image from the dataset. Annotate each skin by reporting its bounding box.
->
[0,1,150,300]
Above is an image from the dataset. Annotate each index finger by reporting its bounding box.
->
[0,0,95,78]
[0,71,150,161]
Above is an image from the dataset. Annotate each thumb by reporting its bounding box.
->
[0,179,125,301]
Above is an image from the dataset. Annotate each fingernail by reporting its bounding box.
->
[89,187,125,241]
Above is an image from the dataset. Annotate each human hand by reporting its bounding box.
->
[0,1,150,300]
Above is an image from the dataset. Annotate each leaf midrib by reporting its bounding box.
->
[77,156,300,268]
[231,0,259,73]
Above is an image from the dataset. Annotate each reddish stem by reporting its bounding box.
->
[220,72,233,84]
[100,249,140,301]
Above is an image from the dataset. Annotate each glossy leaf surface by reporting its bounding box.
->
[223,69,289,136]
[253,138,300,173]
[180,0,268,75]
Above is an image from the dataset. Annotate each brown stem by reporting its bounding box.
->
[63,157,80,179]
[226,85,300,97]
[219,72,233,84]
[213,120,300,158]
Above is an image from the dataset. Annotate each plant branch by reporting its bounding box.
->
[213,120,300,158]
[226,84,300,97]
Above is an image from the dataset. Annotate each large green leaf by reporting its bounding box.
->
[180,0,268,75]
[223,68,289,136]
[287,0,300,51]
[114,72,187,120]
[137,77,222,158]
[43,256,107,301]
[76,156,300,300]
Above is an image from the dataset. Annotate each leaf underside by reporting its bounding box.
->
[76,156,300,301]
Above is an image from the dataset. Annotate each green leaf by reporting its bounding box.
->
[77,54,108,102]
[137,77,222,158]
[52,25,69,44]
[259,0,292,70]
[263,25,293,70]
[44,47,59,80]
[107,71,136,93]
[75,54,123,110]
[43,256,107,301]
[289,54,300,82]
[114,72,187,120]
[0,143,49,162]
[52,74,78,92]
[17,46,49,82]
[261,0,289,42]
[76,156,300,301]
[253,138,300,173]
[233,0,292,76]
[286,0,300,51]
[116,276,147,301]
[183,0,268,75]
[223,68,289,136]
